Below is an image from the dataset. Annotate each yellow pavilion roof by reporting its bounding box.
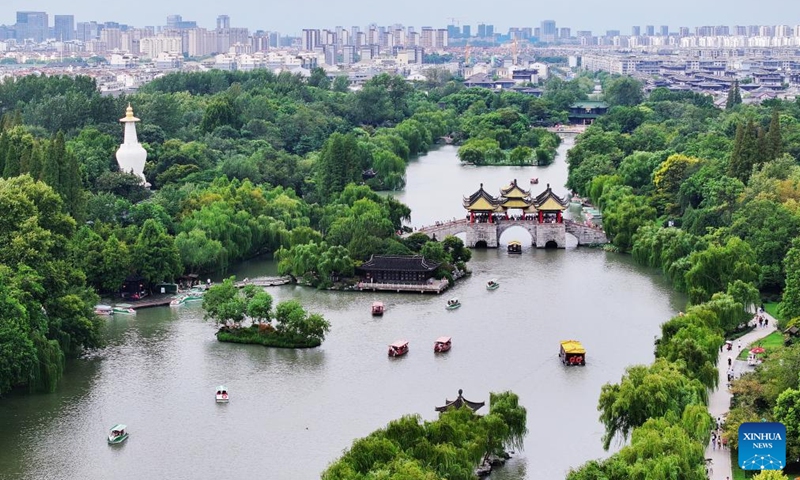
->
[463,183,500,211]
[500,179,531,200]
[537,196,568,211]
[501,198,532,209]
[534,184,568,211]
[560,340,586,354]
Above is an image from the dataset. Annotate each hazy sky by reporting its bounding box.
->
[3,0,796,35]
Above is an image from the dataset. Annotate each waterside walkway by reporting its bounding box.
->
[705,313,778,479]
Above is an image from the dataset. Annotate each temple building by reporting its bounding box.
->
[116,104,148,185]
[534,184,568,223]
[463,183,500,223]
[435,389,485,413]
[358,255,440,284]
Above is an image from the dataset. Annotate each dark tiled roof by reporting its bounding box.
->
[435,389,485,412]
[462,183,500,208]
[359,255,440,272]
[499,178,531,197]
[534,184,569,207]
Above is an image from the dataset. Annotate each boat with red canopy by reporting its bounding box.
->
[434,336,452,353]
[388,340,409,357]
[371,302,385,316]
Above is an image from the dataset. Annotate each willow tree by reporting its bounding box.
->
[598,359,706,450]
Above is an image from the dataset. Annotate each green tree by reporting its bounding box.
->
[604,77,644,107]
[782,238,800,320]
[725,80,742,109]
[685,237,760,305]
[202,276,246,326]
[752,471,790,480]
[728,120,760,183]
[509,145,533,166]
[175,228,225,273]
[774,387,800,464]
[597,359,706,450]
[132,219,182,287]
[765,109,782,161]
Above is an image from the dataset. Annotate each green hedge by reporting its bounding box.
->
[216,327,321,348]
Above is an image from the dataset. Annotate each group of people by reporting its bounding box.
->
[710,416,727,451]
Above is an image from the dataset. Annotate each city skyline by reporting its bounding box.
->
[1,0,797,35]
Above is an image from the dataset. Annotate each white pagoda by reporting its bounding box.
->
[115,104,148,185]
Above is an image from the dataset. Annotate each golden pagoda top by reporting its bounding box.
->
[499,179,531,200]
[463,183,500,211]
[120,103,140,123]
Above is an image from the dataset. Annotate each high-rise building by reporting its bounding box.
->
[486,24,494,37]
[462,25,471,38]
[534,27,541,38]
[559,28,570,39]
[77,21,100,42]
[645,25,655,36]
[631,26,641,36]
[759,25,775,37]
[447,24,460,40]
[605,30,620,37]
[714,25,729,36]
[166,15,182,28]
[734,25,747,36]
[696,26,713,36]
[342,45,355,64]
[659,25,669,36]
[477,23,486,37]
[747,25,760,36]
[302,29,319,51]
[217,15,230,30]
[679,27,690,37]
[540,20,556,42]
[775,25,791,37]
[576,30,592,38]
[15,11,48,42]
[54,15,74,41]
[100,28,123,51]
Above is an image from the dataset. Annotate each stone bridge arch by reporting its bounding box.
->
[497,221,537,246]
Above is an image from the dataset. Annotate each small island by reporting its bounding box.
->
[203,276,330,348]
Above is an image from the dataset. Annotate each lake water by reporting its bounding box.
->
[0,136,686,479]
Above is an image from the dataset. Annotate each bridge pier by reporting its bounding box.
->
[465,222,498,248]
[534,223,566,249]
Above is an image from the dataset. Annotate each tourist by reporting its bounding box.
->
[764,318,769,327]
[738,339,742,350]
[728,357,732,367]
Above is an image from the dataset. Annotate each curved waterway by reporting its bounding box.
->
[0,137,686,479]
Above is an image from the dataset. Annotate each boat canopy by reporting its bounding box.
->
[448,298,459,303]
[110,424,126,432]
[560,340,586,354]
[435,336,451,344]
[372,301,384,307]
[508,240,522,245]
[216,385,227,391]
[488,279,497,284]
[95,305,113,310]
[390,340,408,348]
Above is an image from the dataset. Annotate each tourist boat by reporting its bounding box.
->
[486,279,500,291]
[108,424,129,444]
[112,304,136,315]
[446,298,461,310]
[215,386,229,403]
[388,340,409,357]
[94,305,113,316]
[434,336,452,353]
[507,240,522,254]
[530,177,539,184]
[371,301,385,316]
[559,340,586,366]
[170,292,204,307]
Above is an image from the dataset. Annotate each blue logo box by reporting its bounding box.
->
[738,422,786,470]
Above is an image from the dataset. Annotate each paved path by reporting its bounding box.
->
[705,313,778,479]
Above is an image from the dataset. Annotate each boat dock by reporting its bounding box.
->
[124,294,176,310]
[356,279,450,294]
[234,276,293,288]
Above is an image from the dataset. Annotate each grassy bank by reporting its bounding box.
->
[217,326,321,348]
[736,331,784,360]
[764,301,783,323]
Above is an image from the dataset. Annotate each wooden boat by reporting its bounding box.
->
[112,304,136,315]
[507,240,522,254]
[94,305,113,316]
[530,177,539,184]
[215,386,229,403]
[371,301,385,316]
[388,340,409,357]
[108,424,129,444]
[559,340,586,366]
[446,298,461,310]
[486,279,500,291]
[434,336,452,353]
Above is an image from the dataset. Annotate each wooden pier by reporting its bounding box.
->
[124,294,176,310]
[356,279,449,294]
[234,276,293,288]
